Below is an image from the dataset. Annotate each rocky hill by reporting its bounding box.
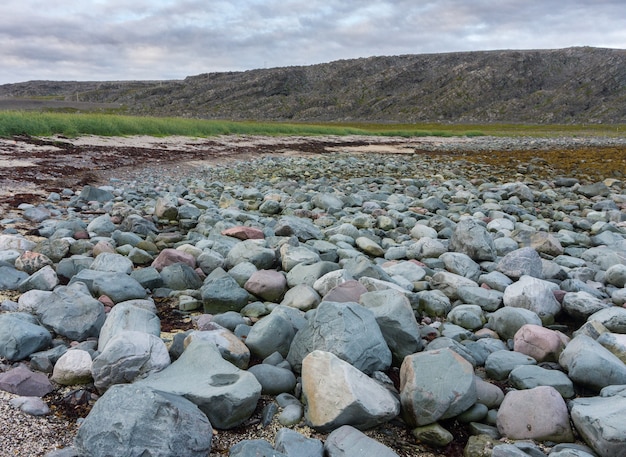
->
[1,47,625,123]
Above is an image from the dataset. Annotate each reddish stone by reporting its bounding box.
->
[244,270,287,302]
[14,251,53,275]
[0,365,54,397]
[322,280,368,303]
[221,226,265,240]
[151,248,196,271]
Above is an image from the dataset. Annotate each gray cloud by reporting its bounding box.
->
[1,0,624,83]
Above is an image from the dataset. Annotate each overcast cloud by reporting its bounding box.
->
[1,0,624,84]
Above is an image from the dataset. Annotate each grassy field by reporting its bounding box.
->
[1,110,624,138]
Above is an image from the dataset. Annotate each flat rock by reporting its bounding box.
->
[324,425,399,457]
[508,364,575,398]
[97,301,161,352]
[485,350,537,381]
[0,365,54,396]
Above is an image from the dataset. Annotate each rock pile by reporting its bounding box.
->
[1,148,625,457]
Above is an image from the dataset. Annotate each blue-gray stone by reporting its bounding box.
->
[0,313,52,361]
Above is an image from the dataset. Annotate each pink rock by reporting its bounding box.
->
[497,386,573,442]
[151,248,196,271]
[513,324,565,362]
[0,365,54,397]
[14,251,53,275]
[244,270,287,302]
[98,295,115,308]
[92,240,116,256]
[322,280,369,303]
[222,226,265,240]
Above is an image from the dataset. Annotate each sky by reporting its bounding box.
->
[1,0,625,84]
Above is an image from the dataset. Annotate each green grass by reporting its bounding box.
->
[1,110,624,139]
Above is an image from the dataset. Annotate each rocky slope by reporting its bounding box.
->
[1,47,625,123]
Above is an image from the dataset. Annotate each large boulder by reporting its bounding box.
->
[36,282,105,341]
[244,311,296,359]
[301,350,400,431]
[286,301,391,375]
[0,313,52,361]
[400,348,476,426]
[559,335,626,392]
[449,218,496,261]
[136,338,261,429]
[97,302,161,352]
[497,386,574,443]
[502,275,561,323]
[91,331,170,393]
[74,384,213,457]
[200,267,250,314]
[570,391,626,457]
[359,290,423,365]
[324,425,399,457]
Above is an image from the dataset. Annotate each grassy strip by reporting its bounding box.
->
[1,111,623,138]
[0,111,483,138]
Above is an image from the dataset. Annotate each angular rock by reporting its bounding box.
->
[74,384,212,457]
[90,252,134,274]
[225,240,276,270]
[185,328,250,370]
[0,365,54,396]
[587,307,626,333]
[496,247,544,279]
[97,301,161,352]
[302,350,400,431]
[570,393,626,457]
[221,225,265,240]
[502,275,561,323]
[449,218,496,261]
[274,215,323,242]
[359,289,423,365]
[559,335,626,392]
[0,313,52,361]
[287,301,391,375]
[497,386,573,443]
[430,271,479,300]
[15,250,53,275]
[137,338,261,429]
[562,291,610,320]
[91,331,170,393]
[324,425,399,457]
[200,267,250,314]
[160,262,203,290]
[508,365,575,398]
[513,324,566,362]
[400,348,476,426]
[280,284,321,312]
[36,282,105,342]
[274,428,324,457]
[244,311,296,359]
[151,248,196,271]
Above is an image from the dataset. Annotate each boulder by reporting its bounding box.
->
[244,269,287,302]
[184,328,250,370]
[497,386,574,443]
[136,338,261,429]
[570,392,626,457]
[248,364,296,396]
[51,349,93,385]
[74,384,212,457]
[0,365,54,396]
[0,313,52,361]
[274,428,323,457]
[508,365,575,398]
[91,331,170,393]
[359,290,423,365]
[287,301,391,375]
[513,324,566,362]
[484,350,537,381]
[244,311,296,359]
[400,348,476,426]
[200,267,250,314]
[502,275,561,323]
[302,350,400,431]
[324,425,399,457]
[559,335,626,392]
[487,306,543,340]
[97,302,161,352]
[449,218,496,261]
[496,247,544,279]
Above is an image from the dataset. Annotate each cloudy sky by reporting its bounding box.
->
[1,0,624,84]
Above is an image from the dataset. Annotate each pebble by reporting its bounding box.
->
[0,145,624,457]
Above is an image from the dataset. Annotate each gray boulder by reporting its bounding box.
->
[440,252,482,281]
[359,290,423,365]
[287,301,391,375]
[245,311,296,359]
[90,252,133,274]
[508,364,575,398]
[97,302,161,352]
[562,291,610,320]
[0,265,29,290]
[496,247,544,279]
[18,265,59,292]
[0,313,52,361]
[456,286,503,312]
[587,307,626,333]
[286,261,341,288]
[559,335,626,392]
[70,269,147,303]
[91,330,171,393]
[225,240,276,270]
[137,338,261,429]
[160,263,203,290]
[274,428,324,457]
[274,215,324,241]
[36,282,105,341]
[301,350,400,431]
[430,271,479,300]
[502,275,561,323]
[400,348,476,426]
[485,350,537,380]
[248,364,297,395]
[570,392,626,457]
[449,218,497,261]
[229,440,287,457]
[324,425,399,457]
[74,384,212,457]
[185,328,250,369]
[200,267,250,314]
[487,306,542,340]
